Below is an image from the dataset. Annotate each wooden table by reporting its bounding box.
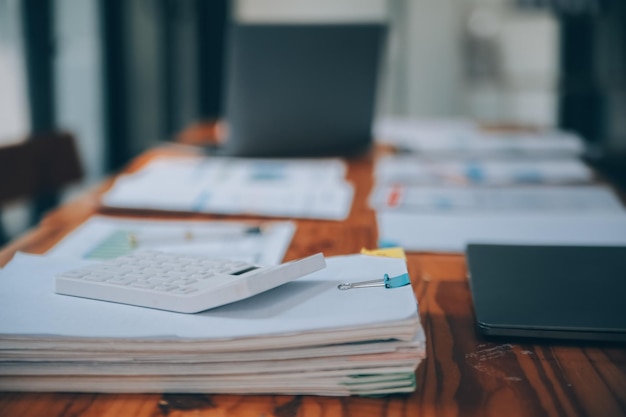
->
[1,146,625,417]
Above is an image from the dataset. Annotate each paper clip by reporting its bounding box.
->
[337,273,410,290]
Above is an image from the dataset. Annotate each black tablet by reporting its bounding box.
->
[466,244,626,342]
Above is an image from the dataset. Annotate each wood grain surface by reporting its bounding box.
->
[0,145,624,417]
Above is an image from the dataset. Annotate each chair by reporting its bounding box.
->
[0,132,83,245]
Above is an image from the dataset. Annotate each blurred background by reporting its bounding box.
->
[0,0,625,240]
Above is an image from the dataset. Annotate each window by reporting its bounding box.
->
[0,0,30,144]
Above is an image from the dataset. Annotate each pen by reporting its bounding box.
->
[127,225,263,247]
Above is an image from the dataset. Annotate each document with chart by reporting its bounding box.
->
[47,216,295,265]
[101,156,354,220]
[374,154,593,185]
[370,185,625,213]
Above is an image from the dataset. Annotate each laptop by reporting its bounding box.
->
[219,23,386,157]
[465,244,626,342]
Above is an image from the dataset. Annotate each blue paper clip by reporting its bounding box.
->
[337,273,410,290]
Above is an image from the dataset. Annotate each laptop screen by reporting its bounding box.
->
[220,23,386,157]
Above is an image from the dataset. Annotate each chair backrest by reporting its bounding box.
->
[0,131,83,205]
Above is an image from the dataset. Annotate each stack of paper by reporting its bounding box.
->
[371,117,626,253]
[0,253,425,396]
[101,156,354,220]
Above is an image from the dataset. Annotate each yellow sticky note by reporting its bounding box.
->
[360,247,406,260]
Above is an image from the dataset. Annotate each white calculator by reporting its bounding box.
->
[55,251,326,313]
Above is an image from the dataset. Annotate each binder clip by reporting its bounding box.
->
[337,273,410,290]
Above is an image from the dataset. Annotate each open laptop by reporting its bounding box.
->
[466,244,626,342]
[219,23,386,157]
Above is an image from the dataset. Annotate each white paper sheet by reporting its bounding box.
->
[377,212,626,253]
[374,117,585,156]
[0,253,419,343]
